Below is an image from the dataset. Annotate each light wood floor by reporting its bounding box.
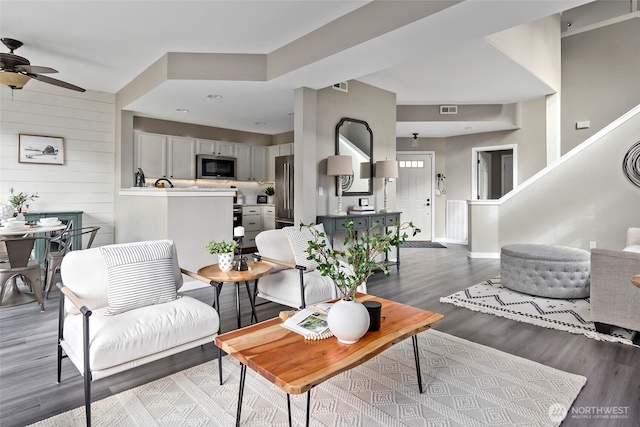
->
[1,244,638,426]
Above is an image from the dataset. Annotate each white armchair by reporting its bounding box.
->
[57,240,220,426]
[254,224,365,309]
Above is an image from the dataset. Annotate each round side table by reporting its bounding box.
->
[198,260,271,331]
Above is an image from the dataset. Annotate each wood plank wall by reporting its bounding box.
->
[0,81,116,246]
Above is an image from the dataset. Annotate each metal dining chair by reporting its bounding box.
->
[44,226,99,299]
[0,236,50,311]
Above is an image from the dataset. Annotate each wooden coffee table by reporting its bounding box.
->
[216,294,444,426]
[197,260,271,331]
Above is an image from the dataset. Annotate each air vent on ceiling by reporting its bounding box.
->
[440,105,458,115]
[332,82,348,93]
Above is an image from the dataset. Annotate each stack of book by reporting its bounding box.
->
[349,205,375,215]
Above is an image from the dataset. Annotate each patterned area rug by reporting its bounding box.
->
[31,330,585,427]
[400,241,446,248]
[441,276,637,347]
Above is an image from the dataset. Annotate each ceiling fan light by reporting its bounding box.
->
[0,71,30,89]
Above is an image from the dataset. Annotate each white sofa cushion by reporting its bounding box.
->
[100,240,178,315]
[61,240,184,314]
[62,295,218,371]
[282,223,331,272]
[623,245,640,253]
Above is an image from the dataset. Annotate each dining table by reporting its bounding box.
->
[1,222,67,308]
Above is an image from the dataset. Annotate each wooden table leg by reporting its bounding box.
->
[412,335,423,393]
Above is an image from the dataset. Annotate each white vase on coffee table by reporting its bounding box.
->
[327,298,370,344]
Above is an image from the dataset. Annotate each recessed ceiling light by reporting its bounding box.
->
[255,122,266,125]
[175,108,189,113]
[207,94,223,99]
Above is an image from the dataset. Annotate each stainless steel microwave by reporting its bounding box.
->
[196,154,237,179]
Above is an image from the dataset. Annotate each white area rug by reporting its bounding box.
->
[31,330,585,426]
[441,276,637,347]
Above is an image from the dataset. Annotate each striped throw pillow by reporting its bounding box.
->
[282,224,332,272]
[101,240,178,316]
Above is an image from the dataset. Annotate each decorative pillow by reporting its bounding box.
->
[282,224,332,272]
[100,240,179,316]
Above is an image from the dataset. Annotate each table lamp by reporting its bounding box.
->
[375,159,398,213]
[233,226,248,271]
[327,155,353,215]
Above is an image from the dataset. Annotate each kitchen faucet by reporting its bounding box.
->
[154,178,174,188]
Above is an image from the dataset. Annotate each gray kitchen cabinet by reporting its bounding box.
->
[265,143,293,182]
[236,144,266,181]
[242,206,261,248]
[168,136,196,179]
[135,132,195,180]
[261,205,275,230]
[196,139,236,157]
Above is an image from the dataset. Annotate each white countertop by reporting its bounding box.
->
[120,187,235,197]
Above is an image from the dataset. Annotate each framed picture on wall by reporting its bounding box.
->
[18,134,65,165]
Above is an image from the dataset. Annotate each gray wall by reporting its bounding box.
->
[561,18,640,153]
[314,80,397,217]
[499,106,640,250]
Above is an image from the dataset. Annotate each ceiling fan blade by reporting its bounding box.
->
[16,64,58,74]
[28,73,85,92]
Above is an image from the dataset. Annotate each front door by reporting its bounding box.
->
[396,153,433,241]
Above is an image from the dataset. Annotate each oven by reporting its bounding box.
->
[233,205,243,229]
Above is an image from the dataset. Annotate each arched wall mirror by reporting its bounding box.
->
[335,117,373,196]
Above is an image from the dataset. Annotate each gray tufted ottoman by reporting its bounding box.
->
[500,244,591,298]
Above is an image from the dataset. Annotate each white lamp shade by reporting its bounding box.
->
[327,155,353,176]
[375,160,398,178]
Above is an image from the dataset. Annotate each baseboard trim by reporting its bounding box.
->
[467,251,500,259]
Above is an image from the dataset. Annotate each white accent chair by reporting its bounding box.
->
[57,240,220,427]
[253,225,364,309]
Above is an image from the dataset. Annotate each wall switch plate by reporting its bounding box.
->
[318,186,324,196]
[590,241,597,249]
[576,121,591,129]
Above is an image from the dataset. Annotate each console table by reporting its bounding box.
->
[316,211,402,269]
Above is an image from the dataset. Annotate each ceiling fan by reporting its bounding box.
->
[0,38,85,92]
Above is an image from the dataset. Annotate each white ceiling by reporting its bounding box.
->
[0,0,593,137]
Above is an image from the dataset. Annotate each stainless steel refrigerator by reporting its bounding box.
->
[275,155,294,229]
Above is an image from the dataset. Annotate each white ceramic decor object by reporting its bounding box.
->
[327,298,370,344]
[218,252,234,272]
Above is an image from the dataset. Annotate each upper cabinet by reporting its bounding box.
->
[135,132,195,180]
[266,143,293,182]
[135,131,271,182]
[236,144,266,181]
[196,139,236,157]
[168,137,196,179]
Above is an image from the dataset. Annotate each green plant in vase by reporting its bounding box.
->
[304,219,419,344]
[9,192,39,213]
[305,219,419,300]
[206,239,238,272]
[264,187,275,197]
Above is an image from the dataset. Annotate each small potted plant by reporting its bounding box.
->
[206,239,238,272]
[305,219,419,343]
[9,192,38,219]
[264,186,275,203]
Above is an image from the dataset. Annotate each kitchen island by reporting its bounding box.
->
[117,188,235,277]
